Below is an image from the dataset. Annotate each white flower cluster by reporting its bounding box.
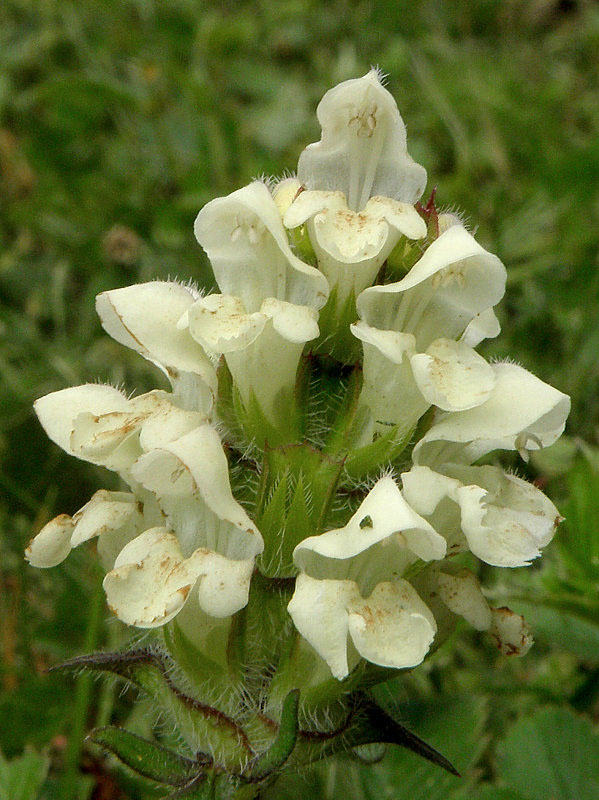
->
[27,70,570,682]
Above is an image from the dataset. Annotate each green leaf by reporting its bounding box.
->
[55,650,253,762]
[497,707,599,800]
[246,690,300,781]
[357,694,488,800]
[50,647,163,685]
[313,286,361,364]
[470,789,527,800]
[343,423,413,480]
[283,474,313,559]
[88,726,202,787]
[558,459,599,585]
[509,600,599,663]
[258,442,344,574]
[0,748,49,800]
[322,365,363,457]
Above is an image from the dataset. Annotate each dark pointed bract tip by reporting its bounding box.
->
[387,719,460,777]
[47,648,156,673]
[359,696,461,777]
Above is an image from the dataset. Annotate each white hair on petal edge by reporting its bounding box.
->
[370,65,389,86]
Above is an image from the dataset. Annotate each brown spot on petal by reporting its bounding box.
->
[178,585,191,602]
[490,606,532,657]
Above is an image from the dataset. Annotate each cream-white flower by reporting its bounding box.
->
[489,607,533,656]
[194,180,328,311]
[103,528,256,627]
[26,69,568,707]
[296,69,427,209]
[426,567,493,631]
[190,181,327,429]
[288,477,443,679]
[32,388,262,626]
[119,425,264,622]
[402,464,562,567]
[25,490,152,570]
[356,223,507,350]
[288,575,436,680]
[351,322,496,440]
[34,385,207,477]
[283,69,427,306]
[29,384,211,582]
[186,295,318,428]
[284,190,425,304]
[293,476,446,584]
[96,281,217,411]
[414,567,533,656]
[413,362,571,466]
[347,225,505,443]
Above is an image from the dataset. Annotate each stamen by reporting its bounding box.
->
[358,109,386,211]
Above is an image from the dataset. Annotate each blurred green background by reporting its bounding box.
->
[1,0,599,797]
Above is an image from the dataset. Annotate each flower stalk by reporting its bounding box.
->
[27,69,570,797]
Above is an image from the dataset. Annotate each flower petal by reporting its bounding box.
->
[194,553,255,618]
[194,181,328,311]
[69,391,206,472]
[357,225,506,350]
[435,569,492,631]
[70,490,143,548]
[187,294,266,354]
[284,192,424,264]
[134,393,208,451]
[25,514,74,568]
[287,575,356,680]
[414,362,571,464]
[104,528,256,625]
[348,581,436,671]
[261,298,319,343]
[294,476,445,570]
[285,191,425,304]
[401,465,460,517]
[287,574,436,680]
[454,470,561,567]
[350,321,426,436]
[25,490,146,569]
[218,301,317,428]
[366,196,427,239]
[272,177,302,217]
[96,282,216,408]
[489,607,533,656]
[104,528,198,627]
[461,307,501,348]
[402,464,562,567]
[131,425,263,560]
[34,384,129,458]
[297,69,427,210]
[410,338,496,411]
